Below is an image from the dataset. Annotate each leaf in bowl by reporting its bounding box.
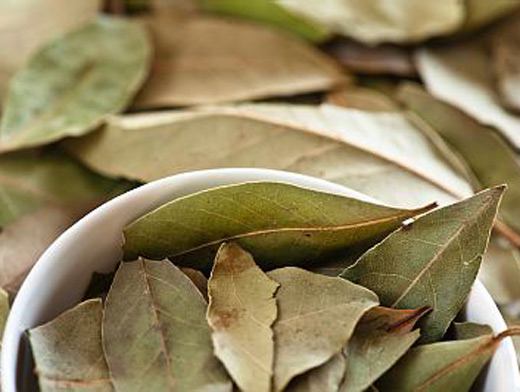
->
[342,186,504,343]
[123,181,434,269]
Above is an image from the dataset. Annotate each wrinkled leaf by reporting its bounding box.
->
[399,83,520,240]
[0,17,150,151]
[0,150,126,226]
[0,0,101,101]
[286,354,346,392]
[29,299,113,392]
[123,181,434,269]
[276,0,464,44]
[207,243,278,392]
[323,39,416,76]
[135,16,345,108]
[268,267,378,391]
[342,187,504,343]
[416,41,520,149]
[326,86,399,111]
[181,267,208,300]
[200,0,330,42]
[103,259,231,392]
[339,306,429,392]
[65,103,473,208]
[376,324,511,391]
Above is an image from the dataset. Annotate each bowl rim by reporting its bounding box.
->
[2,168,519,391]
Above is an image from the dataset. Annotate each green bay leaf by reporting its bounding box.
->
[103,259,231,392]
[207,243,279,392]
[268,267,378,391]
[123,181,433,269]
[0,16,151,151]
[65,103,473,209]
[29,299,113,392]
[341,187,504,343]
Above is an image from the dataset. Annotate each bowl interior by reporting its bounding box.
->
[2,168,519,391]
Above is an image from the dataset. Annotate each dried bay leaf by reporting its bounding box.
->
[0,288,9,371]
[376,324,517,392]
[135,16,346,108]
[416,41,520,149]
[326,86,399,111]
[267,267,379,391]
[0,150,125,226]
[0,0,101,101]
[123,182,434,269]
[286,354,346,392]
[207,243,278,392]
[398,84,520,242]
[200,0,330,42]
[181,267,208,300]
[65,103,474,208]
[342,187,504,343]
[339,306,430,392]
[29,299,113,392]
[276,0,464,44]
[103,259,231,392]
[462,0,520,31]
[0,17,150,151]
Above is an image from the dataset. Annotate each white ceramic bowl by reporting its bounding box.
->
[2,169,519,391]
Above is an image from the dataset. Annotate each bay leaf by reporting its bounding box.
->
[341,186,504,343]
[415,40,520,149]
[0,150,126,226]
[29,299,113,392]
[0,17,150,151]
[323,39,416,77]
[123,181,434,269]
[398,83,520,243]
[103,259,231,392]
[375,324,516,391]
[462,0,520,31]
[0,288,9,369]
[181,267,208,300]
[135,16,345,108]
[326,86,399,112]
[200,0,330,42]
[268,267,378,391]
[286,353,346,392]
[0,0,101,101]
[276,0,464,44]
[492,16,520,112]
[207,243,279,392]
[65,103,474,208]
[339,306,430,392]
[454,322,493,340]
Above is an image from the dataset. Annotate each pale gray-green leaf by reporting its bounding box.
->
[65,103,473,209]
[268,267,378,391]
[0,17,150,150]
[286,353,346,392]
[103,259,231,392]
[342,187,504,343]
[207,243,278,392]
[29,299,113,392]
[123,181,433,270]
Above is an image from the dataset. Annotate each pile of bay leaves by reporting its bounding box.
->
[1,0,520,389]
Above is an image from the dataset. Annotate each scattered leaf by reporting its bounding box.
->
[123,181,434,269]
[181,267,208,300]
[207,243,278,392]
[0,288,9,369]
[135,16,345,108]
[376,324,514,391]
[323,39,416,76]
[326,86,399,111]
[342,187,504,343]
[462,0,520,31]
[0,0,101,101]
[0,17,151,151]
[268,267,378,391]
[286,354,346,392]
[65,103,473,208]
[415,40,520,149]
[29,299,113,392]
[276,0,465,44]
[103,259,231,391]
[200,0,330,42]
[339,306,430,392]
[398,83,520,240]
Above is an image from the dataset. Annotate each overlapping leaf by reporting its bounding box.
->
[0,17,150,151]
[342,187,504,343]
[123,181,434,269]
[65,103,473,208]
[287,354,346,392]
